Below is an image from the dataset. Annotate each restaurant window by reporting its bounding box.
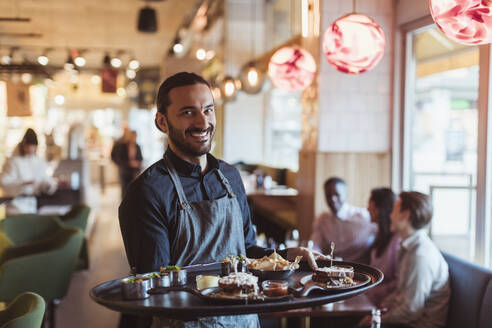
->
[403,25,480,263]
[264,89,302,171]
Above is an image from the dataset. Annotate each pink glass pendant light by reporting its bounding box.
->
[322,13,386,74]
[429,0,492,45]
[268,46,316,92]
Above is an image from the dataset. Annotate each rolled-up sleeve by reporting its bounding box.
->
[118,183,170,273]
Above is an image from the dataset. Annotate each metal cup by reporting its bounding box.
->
[121,277,151,300]
[154,273,171,287]
[169,269,187,286]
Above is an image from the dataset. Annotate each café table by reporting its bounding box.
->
[90,260,383,321]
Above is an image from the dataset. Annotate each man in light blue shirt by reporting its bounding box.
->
[360,191,450,328]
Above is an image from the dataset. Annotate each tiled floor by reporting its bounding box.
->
[57,185,128,328]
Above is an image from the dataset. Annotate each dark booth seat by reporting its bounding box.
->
[443,252,492,328]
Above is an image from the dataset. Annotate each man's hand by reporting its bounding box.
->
[286,247,331,270]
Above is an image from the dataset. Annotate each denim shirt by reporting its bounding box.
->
[118,149,269,273]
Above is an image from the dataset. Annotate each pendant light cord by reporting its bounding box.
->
[353,0,357,13]
[251,0,256,59]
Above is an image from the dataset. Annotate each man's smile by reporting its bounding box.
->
[186,127,213,142]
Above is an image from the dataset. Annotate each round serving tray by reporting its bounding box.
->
[90,260,383,320]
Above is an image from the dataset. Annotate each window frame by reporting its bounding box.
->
[394,16,492,267]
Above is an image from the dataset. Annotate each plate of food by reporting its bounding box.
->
[299,265,371,291]
[247,251,302,280]
[198,271,291,303]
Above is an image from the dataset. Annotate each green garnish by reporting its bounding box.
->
[160,265,180,272]
[145,272,161,278]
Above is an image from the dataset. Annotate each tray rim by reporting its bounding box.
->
[89,260,384,319]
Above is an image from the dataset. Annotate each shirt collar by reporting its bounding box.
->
[401,229,427,251]
[164,148,220,177]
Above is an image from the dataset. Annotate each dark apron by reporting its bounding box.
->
[152,155,259,328]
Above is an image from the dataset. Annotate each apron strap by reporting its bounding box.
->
[163,154,190,208]
[215,170,236,197]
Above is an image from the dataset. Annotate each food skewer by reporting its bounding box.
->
[330,242,335,267]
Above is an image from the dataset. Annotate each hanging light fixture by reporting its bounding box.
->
[137,1,158,33]
[2,47,18,65]
[322,0,385,74]
[238,0,265,95]
[111,51,123,68]
[268,46,316,92]
[37,48,52,66]
[429,0,492,45]
[195,48,206,61]
[221,76,237,101]
[129,58,140,70]
[64,51,75,71]
[239,61,265,94]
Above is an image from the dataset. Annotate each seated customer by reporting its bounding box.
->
[310,177,376,262]
[365,187,400,306]
[360,191,450,328]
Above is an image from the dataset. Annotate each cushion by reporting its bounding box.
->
[443,252,492,328]
[479,280,492,328]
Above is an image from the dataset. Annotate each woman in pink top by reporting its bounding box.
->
[366,187,400,306]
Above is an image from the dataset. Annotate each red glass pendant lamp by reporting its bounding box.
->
[429,0,492,45]
[268,46,317,92]
[322,12,385,74]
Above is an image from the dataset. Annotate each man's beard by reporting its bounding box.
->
[166,119,214,157]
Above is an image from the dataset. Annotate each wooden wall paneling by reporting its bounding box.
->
[296,151,317,241]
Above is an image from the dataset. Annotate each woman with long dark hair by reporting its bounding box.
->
[366,187,400,306]
[0,128,56,214]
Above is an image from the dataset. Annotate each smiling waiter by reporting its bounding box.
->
[119,72,328,328]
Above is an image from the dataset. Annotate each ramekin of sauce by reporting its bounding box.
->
[261,280,289,297]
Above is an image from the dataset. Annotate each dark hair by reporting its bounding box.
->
[370,188,396,257]
[156,72,210,116]
[324,177,346,189]
[19,128,38,156]
[399,191,433,230]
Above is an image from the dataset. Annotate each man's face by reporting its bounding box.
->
[156,84,215,160]
[325,182,347,216]
[390,198,409,234]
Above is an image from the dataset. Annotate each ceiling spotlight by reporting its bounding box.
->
[173,43,184,54]
[2,47,18,65]
[126,69,136,79]
[74,56,86,67]
[21,73,32,84]
[129,59,140,70]
[117,87,127,97]
[91,75,101,84]
[37,55,49,66]
[111,57,122,68]
[54,95,65,105]
[137,6,158,33]
[196,48,206,61]
[1,55,11,65]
